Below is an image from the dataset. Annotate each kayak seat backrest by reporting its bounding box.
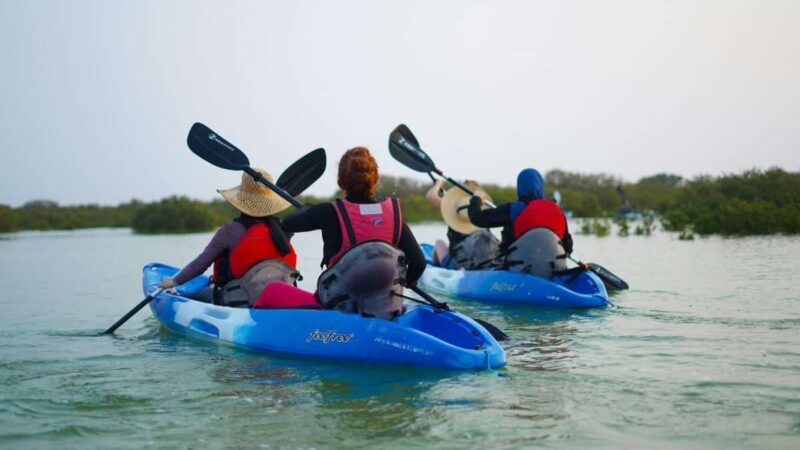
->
[504,228,567,279]
[317,241,407,320]
[253,282,321,309]
[219,259,301,308]
[451,229,501,270]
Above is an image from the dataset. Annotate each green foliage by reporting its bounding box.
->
[638,173,683,187]
[634,216,656,236]
[373,175,439,222]
[0,204,18,232]
[11,199,143,231]
[132,196,218,234]
[617,218,630,236]
[578,218,612,237]
[2,168,797,236]
[205,199,239,224]
[377,175,429,198]
[545,169,624,217]
[661,168,800,235]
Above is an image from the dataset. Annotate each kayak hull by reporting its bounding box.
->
[143,263,506,370]
[419,244,609,308]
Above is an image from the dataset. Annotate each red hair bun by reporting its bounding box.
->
[338,147,379,198]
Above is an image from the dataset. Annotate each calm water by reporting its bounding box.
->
[1,223,799,449]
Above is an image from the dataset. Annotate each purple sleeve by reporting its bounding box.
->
[173,222,246,285]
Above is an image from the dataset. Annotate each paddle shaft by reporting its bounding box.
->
[103,288,165,334]
[429,169,498,208]
[568,256,585,268]
[407,284,450,310]
[242,166,303,209]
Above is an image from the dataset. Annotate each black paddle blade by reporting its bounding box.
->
[587,263,629,290]
[474,318,509,342]
[187,122,250,170]
[277,148,326,197]
[388,124,437,173]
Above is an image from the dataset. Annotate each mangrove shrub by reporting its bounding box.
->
[132,196,218,234]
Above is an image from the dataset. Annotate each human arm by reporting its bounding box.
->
[467,196,512,229]
[168,223,243,286]
[425,179,445,208]
[397,223,426,284]
[281,203,334,233]
[562,221,574,255]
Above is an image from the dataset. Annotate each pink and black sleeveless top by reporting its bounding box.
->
[328,197,402,267]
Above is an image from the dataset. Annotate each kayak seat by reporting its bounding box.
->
[253,282,322,309]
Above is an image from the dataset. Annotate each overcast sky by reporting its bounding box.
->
[1,0,798,206]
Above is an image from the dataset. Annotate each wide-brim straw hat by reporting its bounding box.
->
[440,181,493,235]
[217,168,291,217]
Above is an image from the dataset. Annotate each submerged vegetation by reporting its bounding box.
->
[0,168,798,235]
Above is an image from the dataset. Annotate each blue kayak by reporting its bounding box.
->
[142,263,506,370]
[419,244,609,308]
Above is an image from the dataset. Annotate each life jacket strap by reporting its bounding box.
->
[334,199,358,248]
[391,197,401,246]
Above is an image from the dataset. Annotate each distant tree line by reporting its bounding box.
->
[1,168,797,236]
[659,168,800,235]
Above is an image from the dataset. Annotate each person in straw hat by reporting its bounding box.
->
[157,168,299,306]
[426,179,500,269]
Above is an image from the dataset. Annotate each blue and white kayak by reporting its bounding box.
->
[419,244,609,308]
[143,263,506,370]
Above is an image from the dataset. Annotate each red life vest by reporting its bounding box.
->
[512,199,567,239]
[328,198,402,267]
[212,222,297,284]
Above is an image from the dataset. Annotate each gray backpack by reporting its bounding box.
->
[451,229,501,270]
[219,259,301,307]
[317,241,407,320]
[503,228,567,279]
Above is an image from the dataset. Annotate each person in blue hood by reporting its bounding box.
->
[468,168,573,255]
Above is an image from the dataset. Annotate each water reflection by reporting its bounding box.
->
[424,290,610,372]
[5,226,800,447]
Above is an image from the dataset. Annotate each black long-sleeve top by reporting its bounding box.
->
[282,196,426,283]
[467,198,573,254]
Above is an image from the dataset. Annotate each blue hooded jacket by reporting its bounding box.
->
[510,168,544,220]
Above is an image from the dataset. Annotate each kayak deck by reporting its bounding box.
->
[419,244,609,308]
[143,263,506,370]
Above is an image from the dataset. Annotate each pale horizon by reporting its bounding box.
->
[1,0,798,207]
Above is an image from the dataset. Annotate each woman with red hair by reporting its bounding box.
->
[282,147,426,317]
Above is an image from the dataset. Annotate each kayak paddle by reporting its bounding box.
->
[104,288,165,334]
[276,148,327,197]
[389,124,489,206]
[190,123,509,342]
[572,259,629,290]
[103,133,327,334]
[389,123,629,291]
[187,122,315,209]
